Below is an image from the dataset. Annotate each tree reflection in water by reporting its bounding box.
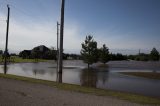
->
[80,68,98,88]
[32,69,46,76]
[57,73,62,83]
[2,65,8,74]
[97,68,109,85]
[80,67,109,88]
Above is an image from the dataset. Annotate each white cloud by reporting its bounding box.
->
[64,23,84,54]
[0,13,159,55]
[0,13,83,54]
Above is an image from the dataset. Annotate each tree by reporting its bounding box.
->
[81,35,98,68]
[44,50,56,60]
[31,50,40,62]
[99,44,109,64]
[150,48,159,61]
[0,50,3,55]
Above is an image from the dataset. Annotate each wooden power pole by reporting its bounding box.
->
[58,0,65,73]
[57,21,60,73]
[4,5,10,74]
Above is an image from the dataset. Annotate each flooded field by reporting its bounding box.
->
[0,60,160,98]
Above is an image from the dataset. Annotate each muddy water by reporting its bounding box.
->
[0,60,160,97]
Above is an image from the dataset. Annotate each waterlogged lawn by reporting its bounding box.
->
[120,72,160,80]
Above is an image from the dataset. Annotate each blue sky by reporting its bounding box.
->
[0,0,160,54]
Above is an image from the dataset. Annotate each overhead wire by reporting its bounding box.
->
[5,2,57,33]
[32,0,60,24]
[1,0,58,25]
[0,19,6,21]
[10,4,48,24]
[12,4,57,30]
[0,0,59,48]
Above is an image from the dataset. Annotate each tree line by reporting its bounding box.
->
[128,48,159,61]
[0,35,159,64]
[81,35,160,68]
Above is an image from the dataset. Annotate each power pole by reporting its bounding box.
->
[4,5,10,74]
[139,49,141,55]
[57,21,60,73]
[58,0,65,73]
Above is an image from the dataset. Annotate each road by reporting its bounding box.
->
[0,78,152,106]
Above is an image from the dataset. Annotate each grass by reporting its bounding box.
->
[120,72,160,80]
[0,73,160,105]
[0,56,48,63]
[96,63,109,68]
[12,57,47,63]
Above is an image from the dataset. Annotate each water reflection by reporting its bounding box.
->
[0,61,160,97]
[1,65,8,74]
[33,69,45,76]
[80,68,98,87]
[57,73,62,83]
[4,65,7,74]
[80,67,110,88]
[97,68,109,85]
[152,70,157,73]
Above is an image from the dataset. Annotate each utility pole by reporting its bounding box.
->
[58,0,65,73]
[139,49,141,55]
[56,21,60,73]
[4,5,10,74]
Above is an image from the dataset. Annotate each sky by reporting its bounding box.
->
[0,0,160,55]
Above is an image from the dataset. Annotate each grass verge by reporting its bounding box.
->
[120,72,160,80]
[0,56,48,63]
[0,73,160,105]
[12,57,47,63]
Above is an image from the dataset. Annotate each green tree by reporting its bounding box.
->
[150,48,159,61]
[81,35,98,68]
[0,50,3,55]
[99,44,109,64]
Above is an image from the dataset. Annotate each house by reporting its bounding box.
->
[32,45,50,53]
[19,50,31,59]
[19,45,57,60]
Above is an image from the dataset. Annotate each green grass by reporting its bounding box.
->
[0,73,160,105]
[120,72,160,80]
[12,57,47,63]
[0,56,48,63]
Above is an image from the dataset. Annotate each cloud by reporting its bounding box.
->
[64,22,84,54]
[0,13,159,55]
[0,13,83,54]
[94,28,160,51]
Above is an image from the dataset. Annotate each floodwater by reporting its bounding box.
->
[0,60,160,98]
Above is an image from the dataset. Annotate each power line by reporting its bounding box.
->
[0,1,32,18]
[0,0,8,6]
[10,4,36,18]
[6,4,57,31]
[1,1,58,25]
[0,19,6,21]
[0,1,60,53]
